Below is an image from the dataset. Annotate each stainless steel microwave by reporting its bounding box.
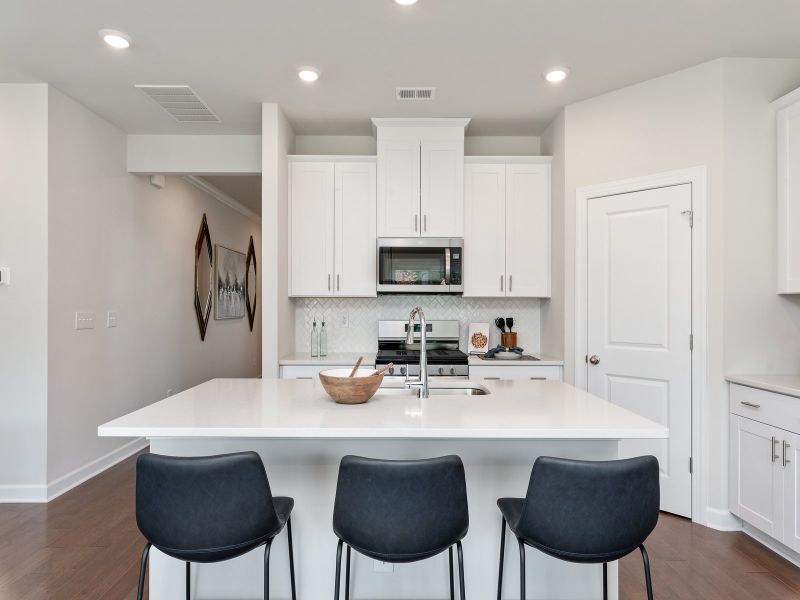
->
[377,238,463,294]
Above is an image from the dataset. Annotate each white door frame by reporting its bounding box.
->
[574,166,708,525]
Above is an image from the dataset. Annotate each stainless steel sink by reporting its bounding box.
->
[426,387,489,396]
[376,382,490,397]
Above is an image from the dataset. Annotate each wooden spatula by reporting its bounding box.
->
[372,363,394,376]
[348,356,363,377]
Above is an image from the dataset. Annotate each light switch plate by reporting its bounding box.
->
[0,267,10,285]
[107,311,118,328]
[74,311,95,330]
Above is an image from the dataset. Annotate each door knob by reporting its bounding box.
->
[589,355,600,365]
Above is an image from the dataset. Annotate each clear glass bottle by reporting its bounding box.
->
[319,319,328,357]
[310,319,319,358]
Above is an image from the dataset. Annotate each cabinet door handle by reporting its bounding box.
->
[530,377,546,380]
[483,376,501,380]
[415,215,418,232]
[328,274,331,291]
[500,275,504,292]
[337,274,340,291]
[740,401,760,409]
[784,440,792,467]
[772,436,780,463]
[509,275,513,293]
[296,377,313,380]
[424,214,427,232]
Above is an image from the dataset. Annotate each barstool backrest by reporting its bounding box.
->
[136,452,281,555]
[333,455,469,562]
[518,456,659,561]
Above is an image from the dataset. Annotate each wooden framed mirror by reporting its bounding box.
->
[245,235,257,332]
[194,214,213,340]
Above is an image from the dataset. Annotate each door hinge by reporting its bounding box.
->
[681,209,694,228]
[689,333,694,351]
[689,457,693,474]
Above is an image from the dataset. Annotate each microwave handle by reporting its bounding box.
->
[445,247,451,285]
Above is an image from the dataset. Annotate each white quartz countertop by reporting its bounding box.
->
[279,353,376,366]
[726,374,800,399]
[98,378,667,440]
[468,354,564,366]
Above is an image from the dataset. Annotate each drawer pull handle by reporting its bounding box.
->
[529,377,546,380]
[740,401,760,409]
[296,377,313,380]
[483,377,501,380]
[785,440,792,467]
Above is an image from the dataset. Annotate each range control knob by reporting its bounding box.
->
[400,366,407,376]
[450,367,455,375]
[438,367,444,375]
[388,367,395,375]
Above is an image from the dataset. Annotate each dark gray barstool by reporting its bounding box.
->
[496,456,660,600]
[135,451,296,600]
[332,455,469,600]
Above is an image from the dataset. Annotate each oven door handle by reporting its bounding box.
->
[445,247,451,286]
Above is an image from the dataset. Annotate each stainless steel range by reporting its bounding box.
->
[375,320,469,380]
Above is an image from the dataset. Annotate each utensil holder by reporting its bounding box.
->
[500,332,517,349]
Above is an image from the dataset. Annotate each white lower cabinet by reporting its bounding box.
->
[729,382,800,548]
[280,363,375,380]
[469,364,563,381]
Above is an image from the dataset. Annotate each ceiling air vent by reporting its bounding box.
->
[396,87,436,101]
[135,85,221,123]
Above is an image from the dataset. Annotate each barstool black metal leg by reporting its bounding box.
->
[449,546,455,600]
[287,518,297,600]
[264,539,273,600]
[497,517,506,600]
[456,540,465,600]
[345,545,351,600]
[640,545,654,600]
[517,538,525,600]
[334,539,343,600]
[602,563,607,600]
[186,562,190,600]
[136,542,151,600]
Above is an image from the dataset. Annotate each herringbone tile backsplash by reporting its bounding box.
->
[295,296,541,353]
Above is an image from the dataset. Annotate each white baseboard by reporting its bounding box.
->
[46,438,149,502]
[0,438,148,503]
[743,522,800,568]
[704,506,743,531]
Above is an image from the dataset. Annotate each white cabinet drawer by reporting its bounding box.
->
[280,364,375,380]
[469,364,563,381]
[730,384,800,433]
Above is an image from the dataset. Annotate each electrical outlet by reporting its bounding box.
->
[337,311,349,328]
[373,560,394,573]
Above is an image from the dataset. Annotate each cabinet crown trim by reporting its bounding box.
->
[371,117,471,129]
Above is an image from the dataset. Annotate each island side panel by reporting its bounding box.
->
[148,438,620,600]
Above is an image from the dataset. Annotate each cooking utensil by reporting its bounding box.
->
[371,362,394,377]
[319,368,384,404]
[495,317,506,332]
[349,356,363,377]
[506,317,514,332]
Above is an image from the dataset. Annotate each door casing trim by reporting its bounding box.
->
[574,166,708,526]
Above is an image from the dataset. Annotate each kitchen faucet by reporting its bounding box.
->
[405,306,429,398]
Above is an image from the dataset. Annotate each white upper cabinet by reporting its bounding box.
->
[335,162,377,296]
[464,163,506,296]
[374,118,469,238]
[776,88,800,294]
[289,160,335,296]
[289,157,377,298]
[464,158,551,298]
[421,140,464,237]
[377,139,420,237]
[506,163,550,297]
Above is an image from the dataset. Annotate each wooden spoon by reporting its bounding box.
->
[349,356,363,377]
[372,363,394,377]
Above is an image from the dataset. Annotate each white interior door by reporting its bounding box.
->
[463,163,506,297]
[587,184,692,516]
[334,161,376,297]
[289,161,335,296]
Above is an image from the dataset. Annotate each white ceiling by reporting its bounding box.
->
[2,1,800,136]
[199,176,262,216]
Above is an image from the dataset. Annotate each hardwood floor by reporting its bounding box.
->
[0,451,798,599]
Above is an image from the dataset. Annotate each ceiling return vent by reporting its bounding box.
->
[396,87,436,101]
[135,85,221,123]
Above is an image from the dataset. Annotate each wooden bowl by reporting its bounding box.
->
[319,368,384,404]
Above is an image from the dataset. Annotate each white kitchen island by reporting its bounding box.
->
[99,378,667,600]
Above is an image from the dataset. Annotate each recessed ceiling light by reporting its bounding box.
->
[297,67,320,83]
[394,0,419,5]
[543,66,570,83]
[98,29,132,49]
